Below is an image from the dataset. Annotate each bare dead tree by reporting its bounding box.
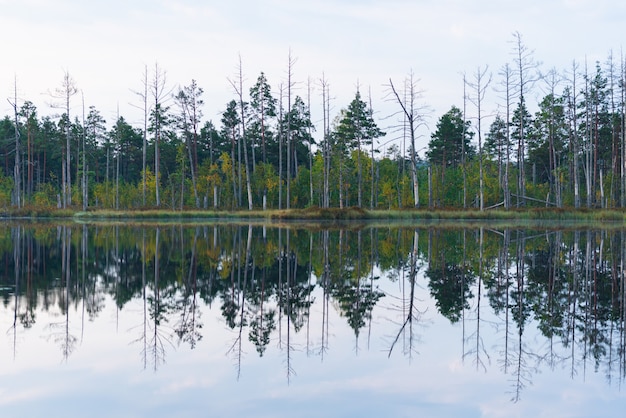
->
[466,66,493,210]
[228,55,253,210]
[540,68,563,207]
[130,65,150,206]
[510,32,541,207]
[8,77,21,208]
[318,74,332,208]
[150,63,171,207]
[285,50,297,209]
[49,71,78,208]
[387,230,424,360]
[565,60,581,208]
[494,63,517,209]
[386,71,428,208]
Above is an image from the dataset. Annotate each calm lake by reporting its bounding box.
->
[0,221,624,417]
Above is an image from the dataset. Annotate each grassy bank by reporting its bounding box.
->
[3,205,626,223]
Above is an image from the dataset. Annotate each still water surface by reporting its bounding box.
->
[0,222,624,417]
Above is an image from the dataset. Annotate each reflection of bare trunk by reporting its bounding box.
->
[621,231,626,381]
[142,231,148,369]
[368,228,376,350]
[355,230,362,353]
[511,231,529,403]
[11,225,21,359]
[153,227,160,370]
[462,229,466,361]
[52,226,77,361]
[277,229,283,347]
[621,231,626,380]
[569,231,580,379]
[80,225,87,342]
[503,229,511,373]
[147,227,169,371]
[474,228,486,371]
[320,230,330,359]
[228,226,249,380]
[285,229,295,382]
[306,231,313,356]
[388,230,422,359]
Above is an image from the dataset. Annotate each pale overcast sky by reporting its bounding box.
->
[1,0,624,153]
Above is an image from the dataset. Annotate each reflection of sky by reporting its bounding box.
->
[0,269,624,418]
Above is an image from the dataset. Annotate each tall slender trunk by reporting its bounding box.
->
[12,80,21,209]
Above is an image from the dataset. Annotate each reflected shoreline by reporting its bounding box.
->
[1,222,625,402]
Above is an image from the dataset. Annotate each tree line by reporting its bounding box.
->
[3,34,626,211]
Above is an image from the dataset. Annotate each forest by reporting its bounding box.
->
[2,34,626,212]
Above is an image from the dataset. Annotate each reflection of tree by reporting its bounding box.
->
[463,228,490,372]
[248,229,277,357]
[508,231,536,402]
[146,228,174,371]
[46,226,78,361]
[9,225,22,359]
[329,272,383,343]
[226,226,250,380]
[319,230,331,359]
[1,222,626,394]
[487,229,513,374]
[427,261,474,323]
[175,228,203,349]
[524,230,569,372]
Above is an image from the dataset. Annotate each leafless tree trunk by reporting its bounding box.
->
[307,77,314,206]
[229,56,253,210]
[467,66,492,210]
[606,52,619,207]
[511,32,540,207]
[369,87,376,209]
[496,63,515,209]
[286,51,296,209]
[50,71,78,208]
[9,78,21,208]
[583,59,593,208]
[320,75,331,208]
[131,65,150,206]
[566,61,581,208]
[462,73,468,208]
[387,71,426,208]
[151,63,169,208]
[278,83,284,209]
[81,93,87,211]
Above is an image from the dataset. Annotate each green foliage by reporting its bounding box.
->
[427,106,474,168]
[0,174,14,207]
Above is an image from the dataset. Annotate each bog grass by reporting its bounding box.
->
[3,205,626,225]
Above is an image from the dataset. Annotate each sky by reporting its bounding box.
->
[1,0,625,155]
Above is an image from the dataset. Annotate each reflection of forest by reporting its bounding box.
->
[1,223,625,396]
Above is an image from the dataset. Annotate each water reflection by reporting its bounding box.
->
[1,222,625,407]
